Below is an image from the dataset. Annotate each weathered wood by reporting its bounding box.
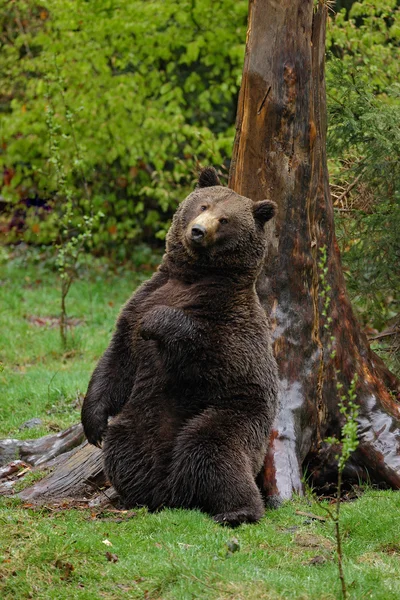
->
[18,442,105,502]
[0,426,107,504]
[229,0,400,498]
[0,460,28,479]
[0,424,85,468]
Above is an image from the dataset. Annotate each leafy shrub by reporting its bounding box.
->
[0,0,248,250]
[326,0,400,335]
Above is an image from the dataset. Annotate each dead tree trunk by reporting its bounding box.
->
[229,0,400,498]
[1,0,399,505]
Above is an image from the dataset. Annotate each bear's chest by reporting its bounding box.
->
[136,278,270,390]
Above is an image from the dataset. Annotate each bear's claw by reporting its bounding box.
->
[213,508,263,527]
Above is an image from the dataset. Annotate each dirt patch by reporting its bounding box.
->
[294,532,335,551]
[379,543,400,556]
[26,315,84,328]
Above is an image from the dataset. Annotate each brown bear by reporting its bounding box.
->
[81,167,279,526]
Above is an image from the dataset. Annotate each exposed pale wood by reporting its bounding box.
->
[0,424,85,468]
[0,460,29,479]
[19,442,105,503]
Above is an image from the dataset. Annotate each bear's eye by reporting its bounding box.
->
[219,218,228,225]
[200,205,208,212]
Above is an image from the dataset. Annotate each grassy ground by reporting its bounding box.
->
[1,247,400,600]
[0,245,155,439]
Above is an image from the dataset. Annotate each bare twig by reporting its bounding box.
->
[295,510,326,522]
[335,469,347,600]
[333,173,362,206]
[368,329,399,341]
[83,478,118,507]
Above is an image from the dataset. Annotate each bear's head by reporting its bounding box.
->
[166,167,277,277]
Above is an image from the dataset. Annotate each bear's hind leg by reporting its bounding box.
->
[168,409,266,526]
[104,414,173,511]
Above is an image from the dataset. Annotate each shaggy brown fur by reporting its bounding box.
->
[81,167,278,525]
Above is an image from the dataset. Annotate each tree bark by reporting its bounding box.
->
[1,0,400,506]
[229,0,400,498]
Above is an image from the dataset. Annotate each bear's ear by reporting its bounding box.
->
[253,200,277,225]
[197,167,221,188]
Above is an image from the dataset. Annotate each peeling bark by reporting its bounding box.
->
[229,0,400,498]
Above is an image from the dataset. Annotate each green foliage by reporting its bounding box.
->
[337,374,359,471]
[326,373,360,473]
[327,0,400,91]
[326,1,400,333]
[324,373,359,600]
[318,245,337,360]
[44,78,105,346]
[318,245,333,329]
[0,0,247,251]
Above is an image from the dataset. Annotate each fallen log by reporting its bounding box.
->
[0,432,114,506]
[0,424,85,468]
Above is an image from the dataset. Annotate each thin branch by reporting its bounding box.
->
[333,173,362,205]
[14,7,33,59]
[368,329,399,342]
[83,479,119,507]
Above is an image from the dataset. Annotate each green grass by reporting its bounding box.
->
[0,246,154,439]
[1,247,400,600]
[1,493,400,600]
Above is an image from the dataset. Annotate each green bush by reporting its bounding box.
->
[326,0,400,332]
[0,0,248,250]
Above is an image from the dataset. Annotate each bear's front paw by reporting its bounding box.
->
[82,415,108,448]
[138,306,172,341]
[138,317,158,341]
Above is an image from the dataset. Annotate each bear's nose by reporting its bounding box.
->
[191,224,206,242]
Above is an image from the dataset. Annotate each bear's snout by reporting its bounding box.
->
[186,212,218,248]
[191,224,206,243]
